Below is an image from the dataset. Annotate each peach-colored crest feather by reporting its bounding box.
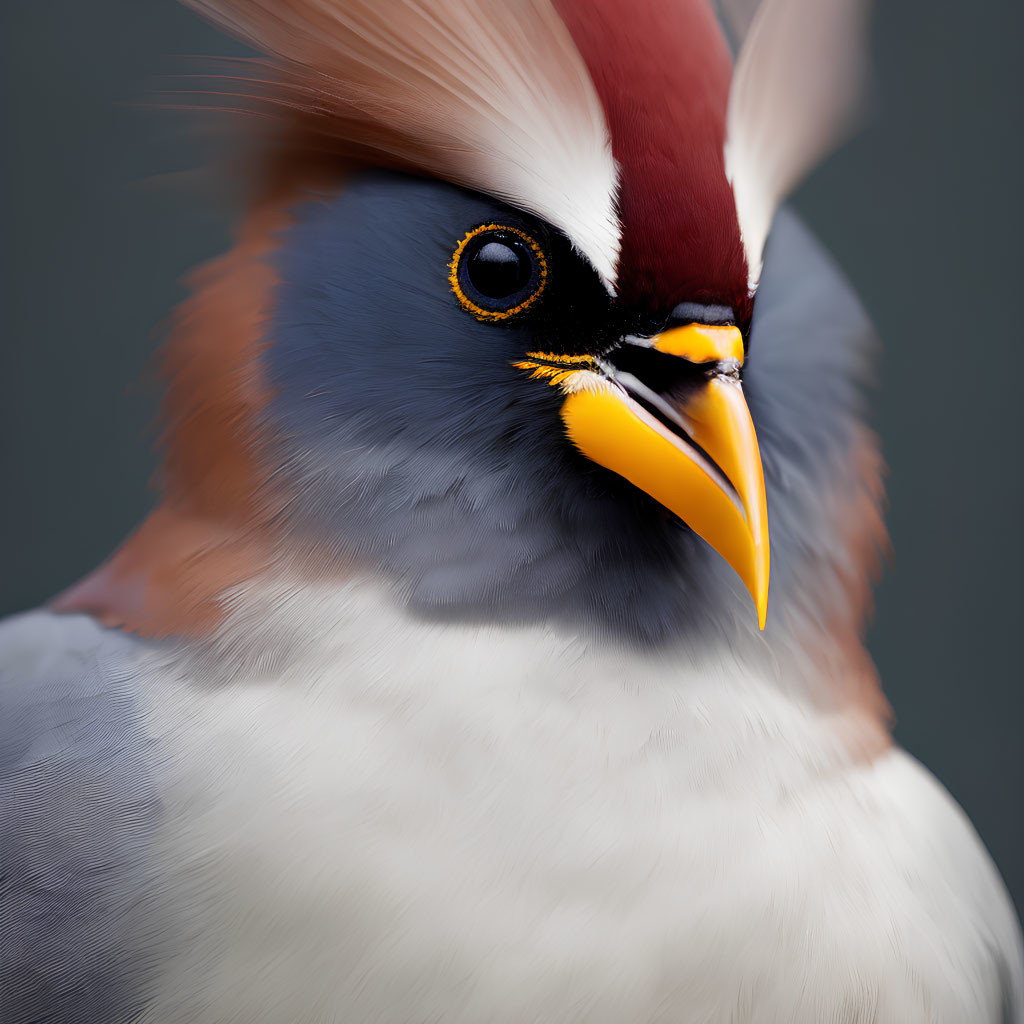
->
[185,0,621,285]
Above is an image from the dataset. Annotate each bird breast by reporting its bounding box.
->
[130,579,1016,1023]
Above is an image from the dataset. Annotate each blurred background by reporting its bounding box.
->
[1,0,1021,911]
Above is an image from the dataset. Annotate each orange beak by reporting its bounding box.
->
[518,324,770,629]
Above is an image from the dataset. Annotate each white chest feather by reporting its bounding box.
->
[135,582,1021,1023]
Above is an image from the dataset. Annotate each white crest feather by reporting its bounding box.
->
[724,0,870,288]
[186,0,621,286]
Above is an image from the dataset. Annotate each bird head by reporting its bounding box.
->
[58,0,883,661]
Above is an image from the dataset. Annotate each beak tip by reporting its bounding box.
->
[747,554,770,632]
[745,575,768,631]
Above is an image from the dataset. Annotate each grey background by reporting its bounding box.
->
[2,0,1021,913]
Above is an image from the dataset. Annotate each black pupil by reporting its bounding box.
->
[467,239,532,299]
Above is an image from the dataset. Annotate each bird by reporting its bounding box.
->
[1,0,1021,1021]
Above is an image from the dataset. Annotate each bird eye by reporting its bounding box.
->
[449,224,547,320]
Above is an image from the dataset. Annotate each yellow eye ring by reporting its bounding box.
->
[449,223,548,321]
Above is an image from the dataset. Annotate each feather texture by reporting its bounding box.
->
[725,0,870,287]
[555,0,749,320]
[184,0,620,285]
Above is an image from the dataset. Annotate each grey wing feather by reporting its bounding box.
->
[0,610,163,1024]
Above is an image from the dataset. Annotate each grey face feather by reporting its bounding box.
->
[0,612,164,1024]
[267,170,880,650]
